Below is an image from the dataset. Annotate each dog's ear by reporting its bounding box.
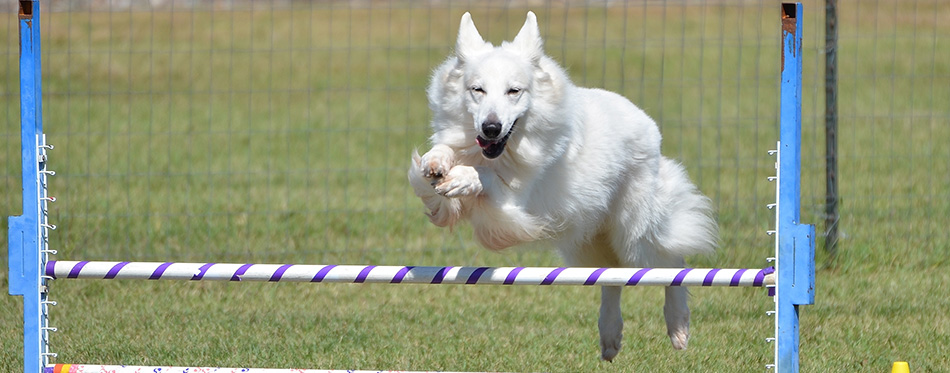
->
[456,12,490,64]
[511,11,543,65]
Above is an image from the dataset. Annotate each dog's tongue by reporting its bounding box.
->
[476,136,506,159]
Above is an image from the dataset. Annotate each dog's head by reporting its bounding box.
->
[452,12,548,159]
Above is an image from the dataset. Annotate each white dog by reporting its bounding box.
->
[408,11,718,361]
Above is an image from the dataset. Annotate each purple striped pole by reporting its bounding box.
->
[45,261,775,287]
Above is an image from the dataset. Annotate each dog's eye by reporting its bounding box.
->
[471,86,485,94]
[507,88,522,96]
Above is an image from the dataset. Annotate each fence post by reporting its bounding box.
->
[824,0,839,258]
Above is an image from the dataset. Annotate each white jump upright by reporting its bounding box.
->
[7,2,814,372]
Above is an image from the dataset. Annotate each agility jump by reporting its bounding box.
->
[8,2,814,372]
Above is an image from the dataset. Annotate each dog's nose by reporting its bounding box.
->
[482,121,502,139]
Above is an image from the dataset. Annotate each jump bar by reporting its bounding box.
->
[46,261,774,287]
[46,364,466,373]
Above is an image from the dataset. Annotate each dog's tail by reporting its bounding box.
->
[655,157,719,257]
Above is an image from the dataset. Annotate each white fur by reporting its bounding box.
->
[408,12,718,361]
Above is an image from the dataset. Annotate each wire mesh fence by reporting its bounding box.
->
[2,0,947,269]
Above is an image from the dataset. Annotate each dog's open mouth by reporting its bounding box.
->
[475,121,516,159]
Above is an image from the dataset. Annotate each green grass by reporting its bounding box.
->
[2,1,949,372]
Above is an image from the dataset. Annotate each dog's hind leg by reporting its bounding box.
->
[664,285,690,350]
[559,235,625,361]
[599,285,623,361]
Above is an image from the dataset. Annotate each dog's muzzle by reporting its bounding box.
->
[476,119,515,159]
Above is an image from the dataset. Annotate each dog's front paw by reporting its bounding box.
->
[420,144,455,182]
[434,165,482,198]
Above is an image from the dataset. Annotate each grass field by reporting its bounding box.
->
[2,1,949,372]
